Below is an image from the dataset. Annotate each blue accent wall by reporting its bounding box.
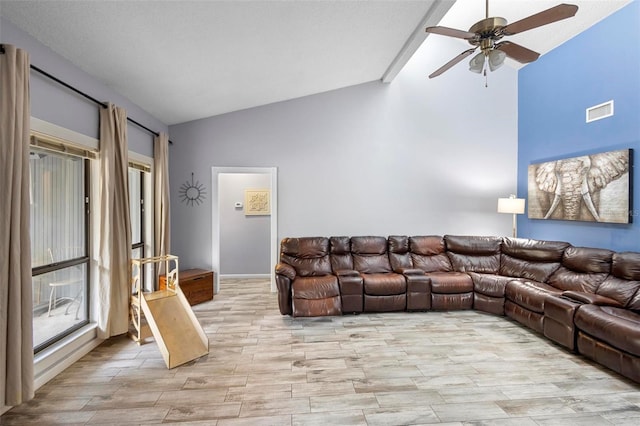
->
[517,2,640,251]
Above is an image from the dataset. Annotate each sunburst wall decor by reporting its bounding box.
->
[179,172,206,206]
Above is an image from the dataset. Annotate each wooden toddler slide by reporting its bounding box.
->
[130,255,209,368]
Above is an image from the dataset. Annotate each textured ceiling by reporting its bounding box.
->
[0,0,632,125]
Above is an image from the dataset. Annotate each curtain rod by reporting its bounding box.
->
[29,64,173,145]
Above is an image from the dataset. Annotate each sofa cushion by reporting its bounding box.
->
[410,235,446,255]
[444,235,502,274]
[469,272,511,297]
[351,236,393,273]
[505,280,562,313]
[597,276,640,309]
[353,254,392,274]
[428,272,473,294]
[501,238,570,262]
[409,236,452,273]
[292,275,340,299]
[445,235,502,255]
[389,235,412,271]
[548,267,609,293]
[362,273,406,296]
[562,246,614,273]
[603,252,640,310]
[330,236,354,272]
[547,247,613,292]
[281,237,332,277]
[500,256,562,284]
[575,304,640,357]
[351,236,387,255]
[388,235,409,253]
[282,237,329,258]
[499,238,569,282]
[611,252,640,281]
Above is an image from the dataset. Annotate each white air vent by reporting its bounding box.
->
[586,100,614,123]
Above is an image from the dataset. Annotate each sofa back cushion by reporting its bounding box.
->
[611,252,640,281]
[499,238,570,282]
[547,247,613,292]
[444,235,502,273]
[409,235,452,272]
[388,235,412,271]
[602,252,640,309]
[351,236,392,274]
[330,236,354,272]
[280,237,332,277]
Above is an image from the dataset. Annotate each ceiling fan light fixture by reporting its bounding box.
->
[425,2,579,79]
[488,49,506,71]
[469,51,485,73]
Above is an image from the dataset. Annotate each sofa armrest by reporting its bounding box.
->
[335,269,360,277]
[275,274,293,316]
[275,263,296,280]
[562,291,624,307]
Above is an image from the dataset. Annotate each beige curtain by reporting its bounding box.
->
[97,103,131,339]
[0,44,35,406]
[154,132,171,275]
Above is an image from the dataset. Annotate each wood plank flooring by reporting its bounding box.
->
[3,277,640,425]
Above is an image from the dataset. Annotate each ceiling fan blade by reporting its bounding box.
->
[501,3,579,35]
[495,41,540,63]
[429,48,477,79]
[426,26,477,40]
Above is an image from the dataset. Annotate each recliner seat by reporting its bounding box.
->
[351,236,406,312]
[275,237,341,317]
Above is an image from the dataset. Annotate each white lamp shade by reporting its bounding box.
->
[488,49,506,71]
[498,197,525,214]
[469,52,485,73]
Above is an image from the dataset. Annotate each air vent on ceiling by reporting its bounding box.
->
[586,100,614,123]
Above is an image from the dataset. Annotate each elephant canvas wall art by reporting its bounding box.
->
[528,149,632,224]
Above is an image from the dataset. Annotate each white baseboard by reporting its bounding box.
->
[219,273,271,280]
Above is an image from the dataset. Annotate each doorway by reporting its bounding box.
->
[211,167,278,293]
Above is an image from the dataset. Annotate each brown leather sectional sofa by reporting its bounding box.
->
[275,235,640,383]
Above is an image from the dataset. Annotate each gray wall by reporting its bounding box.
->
[1,17,168,155]
[219,173,271,275]
[168,33,520,272]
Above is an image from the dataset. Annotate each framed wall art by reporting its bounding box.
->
[528,148,632,223]
[244,189,270,216]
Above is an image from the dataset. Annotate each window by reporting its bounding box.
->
[129,162,152,292]
[30,147,90,352]
[129,167,144,287]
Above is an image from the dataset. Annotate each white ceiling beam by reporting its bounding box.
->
[381,0,457,83]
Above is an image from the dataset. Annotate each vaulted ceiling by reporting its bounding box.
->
[1,1,631,125]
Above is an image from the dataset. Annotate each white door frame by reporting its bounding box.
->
[211,167,278,293]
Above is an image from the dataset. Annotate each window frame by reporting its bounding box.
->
[30,150,92,354]
[128,153,154,293]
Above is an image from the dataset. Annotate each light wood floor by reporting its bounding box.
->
[3,278,640,425]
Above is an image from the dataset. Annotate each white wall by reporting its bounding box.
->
[168,31,520,271]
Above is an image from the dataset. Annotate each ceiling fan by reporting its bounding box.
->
[425,0,579,79]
